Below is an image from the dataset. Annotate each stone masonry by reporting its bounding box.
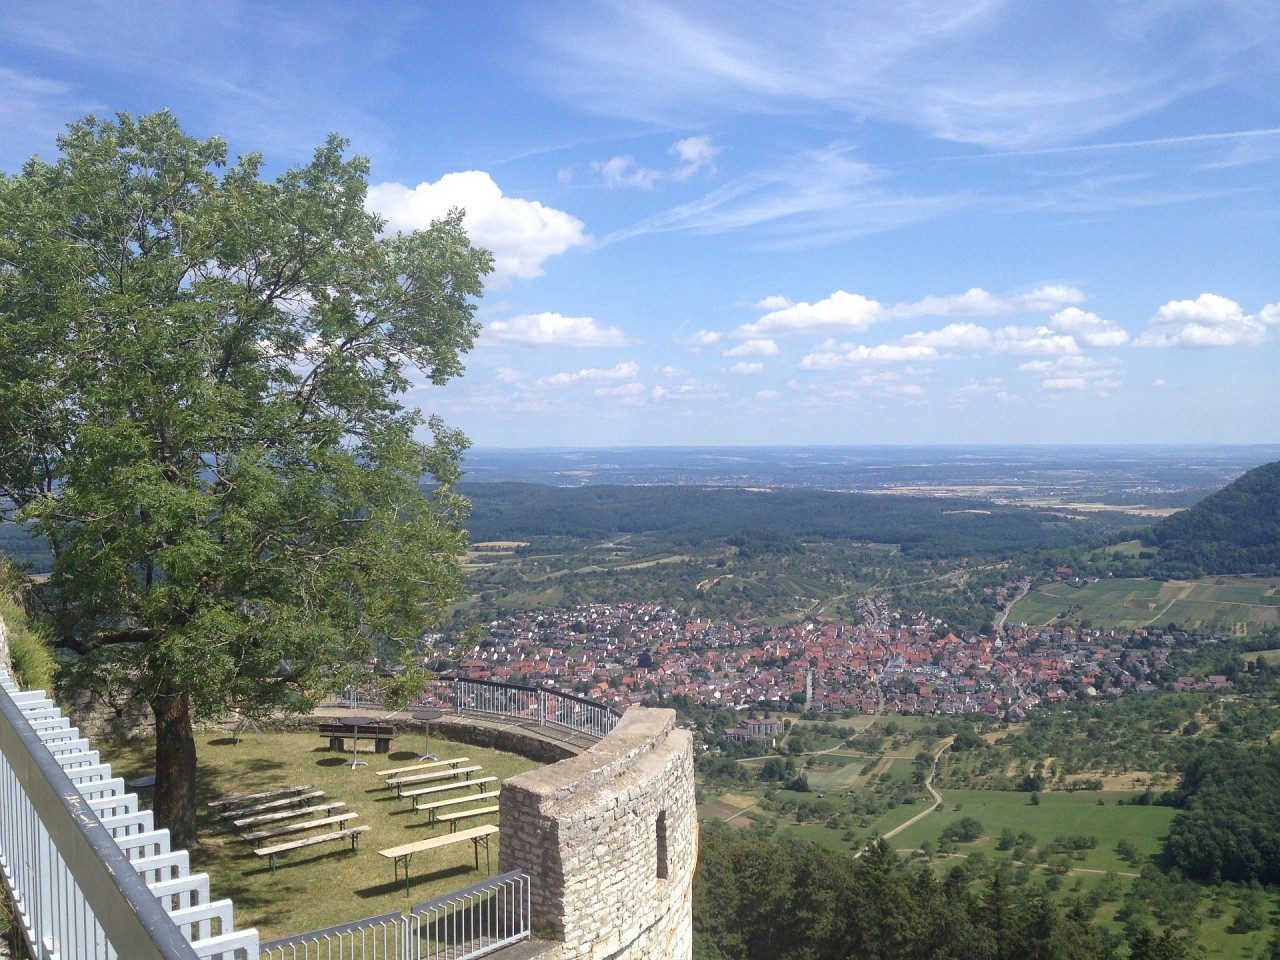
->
[499,706,696,960]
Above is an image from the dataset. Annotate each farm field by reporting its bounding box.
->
[1008,576,1280,630]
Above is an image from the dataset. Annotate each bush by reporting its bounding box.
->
[0,571,55,691]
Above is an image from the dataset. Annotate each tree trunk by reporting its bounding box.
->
[151,683,199,848]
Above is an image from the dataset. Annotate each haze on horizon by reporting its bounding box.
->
[2,2,1277,448]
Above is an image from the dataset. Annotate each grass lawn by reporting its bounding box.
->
[892,789,1176,872]
[101,729,539,942]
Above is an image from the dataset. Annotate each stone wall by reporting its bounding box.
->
[499,706,696,960]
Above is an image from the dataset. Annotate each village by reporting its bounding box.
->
[441,595,1233,732]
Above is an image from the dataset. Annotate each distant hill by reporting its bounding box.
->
[1143,460,1280,578]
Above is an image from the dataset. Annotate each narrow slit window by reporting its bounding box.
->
[656,810,669,879]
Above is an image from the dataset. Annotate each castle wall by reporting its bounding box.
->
[499,706,696,960]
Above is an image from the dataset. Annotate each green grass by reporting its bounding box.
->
[100,729,539,942]
[1009,576,1280,630]
[891,790,1176,871]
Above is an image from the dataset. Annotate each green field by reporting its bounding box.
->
[1008,576,1280,631]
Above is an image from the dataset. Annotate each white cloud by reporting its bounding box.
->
[889,285,1086,318]
[800,341,937,369]
[366,172,590,283]
[1048,307,1130,348]
[1016,355,1121,392]
[730,361,764,374]
[539,361,640,387]
[652,364,690,377]
[756,389,780,400]
[754,295,793,310]
[739,290,883,337]
[651,380,729,402]
[901,323,992,350]
[993,326,1081,356]
[594,155,663,190]
[484,312,639,348]
[675,329,724,348]
[724,338,779,357]
[670,135,720,181]
[1135,293,1273,347]
[495,367,525,383]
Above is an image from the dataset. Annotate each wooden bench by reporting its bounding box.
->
[255,825,371,874]
[402,777,497,808]
[209,784,314,810]
[414,790,500,824]
[232,801,346,829]
[387,765,482,796]
[437,805,500,832]
[243,813,358,847]
[375,756,470,778]
[318,722,396,754]
[219,790,324,819]
[378,824,497,896]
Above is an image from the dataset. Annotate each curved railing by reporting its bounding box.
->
[441,676,622,742]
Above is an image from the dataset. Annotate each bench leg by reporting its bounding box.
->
[396,854,413,897]
[329,736,345,751]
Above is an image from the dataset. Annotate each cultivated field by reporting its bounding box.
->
[1008,576,1280,631]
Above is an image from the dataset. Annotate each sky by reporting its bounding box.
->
[1,1,1278,448]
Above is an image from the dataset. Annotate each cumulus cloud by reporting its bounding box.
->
[652,364,690,377]
[539,361,640,387]
[754,295,793,310]
[800,341,937,369]
[993,326,1081,356]
[495,367,525,383]
[740,291,883,337]
[484,312,640,348]
[1048,307,1130,348]
[670,135,720,181]
[366,172,589,283]
[1135,293,1274,348]
[594,155,663,189]
[675,329,723,348]
[888,285,1086,318]
[593,136,720,189]
[900,323,992,351]
[730,361,764,374]
[724,338,780,357]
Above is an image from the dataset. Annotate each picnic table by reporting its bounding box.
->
[378,824,497,896]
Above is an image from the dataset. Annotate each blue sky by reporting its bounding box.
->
[2,1,1278,448]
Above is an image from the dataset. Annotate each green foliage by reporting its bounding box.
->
[1144,461,1280,578]
[0,111,489,843]
[1163,742,1280,884]
[694,824,1114,959]
[0,560,55,690]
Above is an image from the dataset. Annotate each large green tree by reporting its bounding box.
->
[0,111,491,845]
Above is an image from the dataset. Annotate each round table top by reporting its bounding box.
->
[341,715,374,727]
[412,708,444,722]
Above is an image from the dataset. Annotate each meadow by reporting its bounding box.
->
[101,729,538,942]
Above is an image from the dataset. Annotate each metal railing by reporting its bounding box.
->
[258,871,531,960]
[329,676,621,742]
[0,665,257,960]
[445,677,620,741]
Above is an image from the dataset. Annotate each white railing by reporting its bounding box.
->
[0,665,258,960]
[257,871,531,960]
